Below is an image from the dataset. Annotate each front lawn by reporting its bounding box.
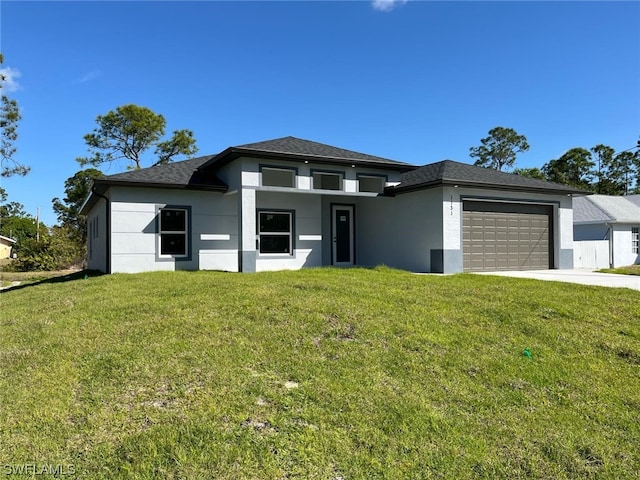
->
[1,268,638,478]
[598,264,640,276]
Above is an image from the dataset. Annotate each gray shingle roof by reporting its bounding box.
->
[388,160,588,195]
[94,155,227,190]
[80,155,228,215]
[573,195,640,224]
[625,195,640,208]
[198,136,414,171]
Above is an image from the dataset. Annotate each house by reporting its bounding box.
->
[573,195,640,268]
[80,136,584,274]
[0,235,16,259]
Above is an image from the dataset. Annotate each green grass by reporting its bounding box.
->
[598,265,640,276]
[1,267,639,479]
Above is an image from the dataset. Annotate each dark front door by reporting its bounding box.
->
[332,205,354,265]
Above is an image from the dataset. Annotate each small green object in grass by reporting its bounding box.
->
[84,274,88,280]
[523,348,532,360]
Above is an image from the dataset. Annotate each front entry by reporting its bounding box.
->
[332,205,354,266]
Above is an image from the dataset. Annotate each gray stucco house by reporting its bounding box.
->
[573,194,640,268]
[80,137,584,274]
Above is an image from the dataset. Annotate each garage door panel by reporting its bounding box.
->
[462,201,553,272]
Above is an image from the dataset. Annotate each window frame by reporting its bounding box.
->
[88,218,93,260]
[357,173,387,193]
[260,165,297,188]
[257,209,294,256]
[157,206,191,259]
[632,226,639,254]
[311,169,344,191]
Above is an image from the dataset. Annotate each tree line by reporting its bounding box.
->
[470,127,640,194]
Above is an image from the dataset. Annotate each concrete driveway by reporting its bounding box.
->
[475,269,640,291]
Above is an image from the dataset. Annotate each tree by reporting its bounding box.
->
[512,167,546,181]
[77,104,198,170]
[52,168,103,245]
[469,127,530,172]
[0,53,28,177]
[611,151,637,195]
[590,144,617,194]
[542,148,594,190]
[0,212,44,246]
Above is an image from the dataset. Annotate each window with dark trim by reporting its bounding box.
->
[89,220,93,260]
[262,167,296,188]
[258,211,293,255]
[358,175,385,193]
[159,208,188,256]
[632,227,639,254]
[313,172,343,190]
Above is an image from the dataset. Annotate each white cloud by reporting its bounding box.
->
[74,69,102,85]
[371,0,408,12]
[0,66,22,93]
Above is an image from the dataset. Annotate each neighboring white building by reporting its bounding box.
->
[80,136,583,274]
[573,195,640,269]
[0,234,16,259]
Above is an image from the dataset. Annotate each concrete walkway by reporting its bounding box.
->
[475,269,640,291]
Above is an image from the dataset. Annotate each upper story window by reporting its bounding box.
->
[632,227,639,254]
[358,175,385,193]
[261,167,296,188]
[313,171,343,190]
[159,208,188,257]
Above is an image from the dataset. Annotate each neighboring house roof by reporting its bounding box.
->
[0,235,16,244]
[198,136,414,172]
[625,194,640,208]
[388,160,588,195]
[573,195,640,224]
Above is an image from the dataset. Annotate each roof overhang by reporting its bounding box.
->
[79,178,228,215]
[198,147,415,172]
[386,178,590,196]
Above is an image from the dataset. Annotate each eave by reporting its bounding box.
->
[198,147,415,172]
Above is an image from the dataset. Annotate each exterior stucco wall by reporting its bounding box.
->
[254,191,323,271]
[612,224,640,267]
[108,187,238,273]
[354,189,443,272]
[441,187,574,271]
[239,156,404,272]
[86,197,108,272]
[236,156,403,192]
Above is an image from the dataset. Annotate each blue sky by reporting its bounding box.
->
[1,0,639,226]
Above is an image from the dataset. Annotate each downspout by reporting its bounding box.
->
[91,187,111,274]
[606,223,613,268]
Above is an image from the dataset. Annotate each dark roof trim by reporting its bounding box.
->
[198,147,415,172]
[80,178,227,215]
[92,178,228,192]
[386,178,588,196]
